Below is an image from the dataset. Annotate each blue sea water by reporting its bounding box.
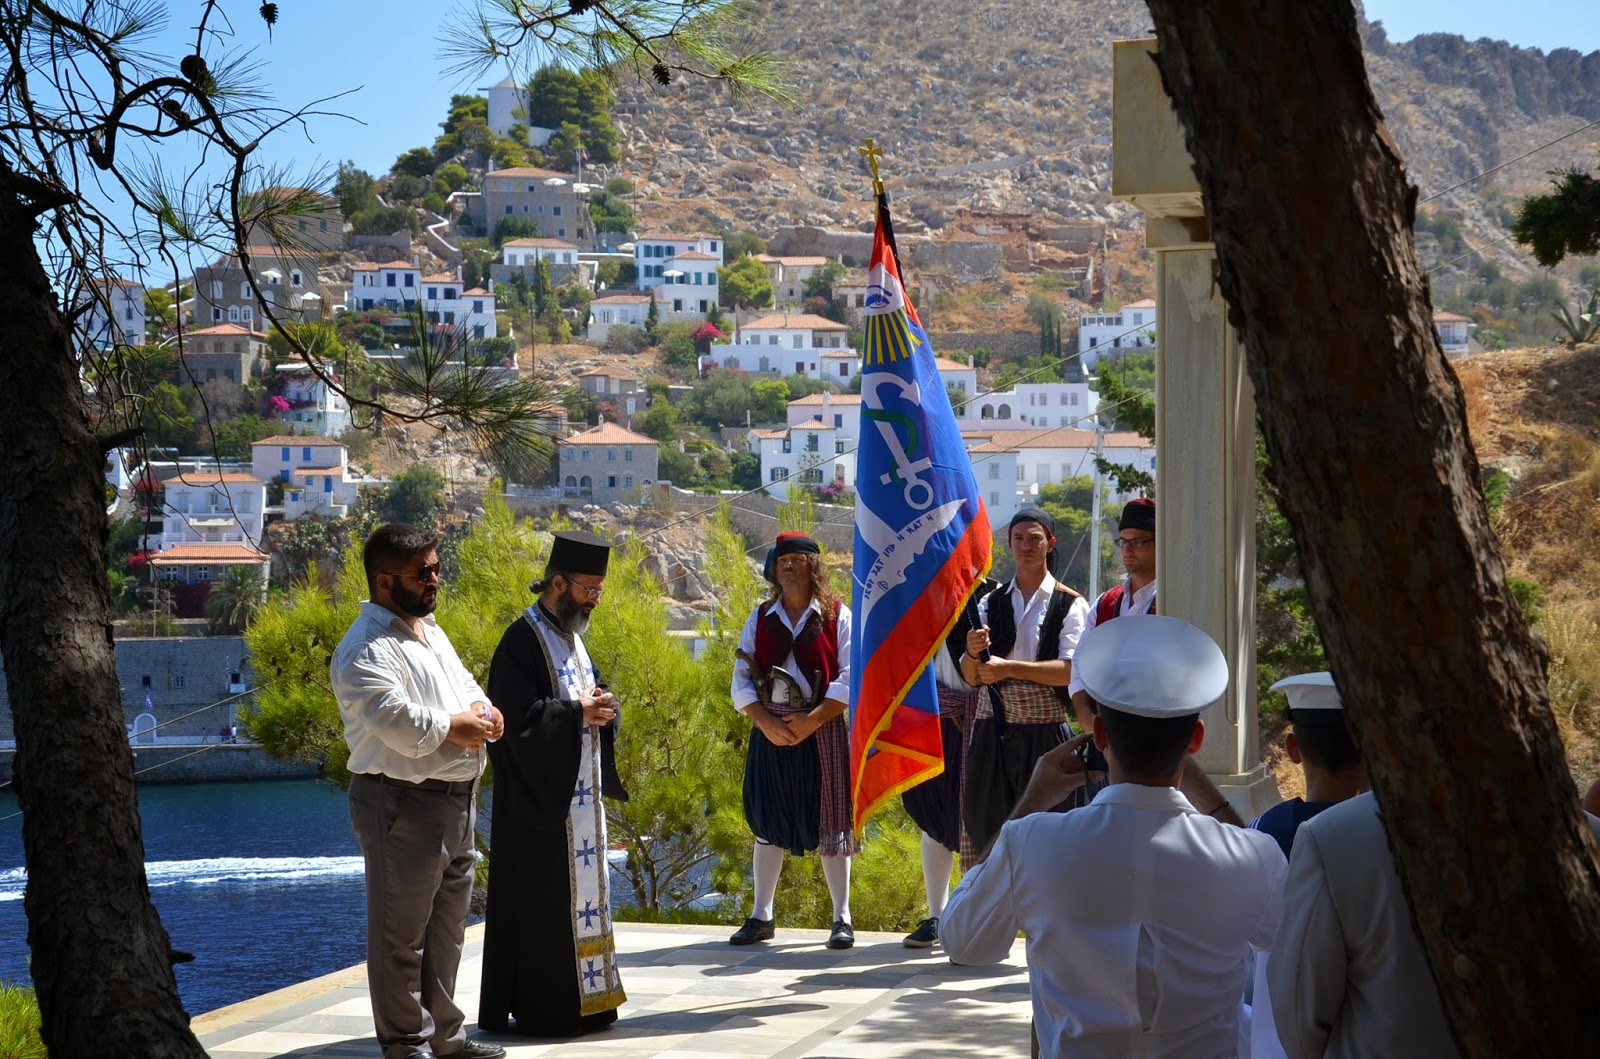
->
[0,779,368,1016]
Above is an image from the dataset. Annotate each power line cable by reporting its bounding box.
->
[0,683,267,804]
[632,312,1161,548]
[1419,116,1600,206]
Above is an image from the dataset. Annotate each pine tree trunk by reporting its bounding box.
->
[0,170,205,1055]
[1141,2,1600,1053]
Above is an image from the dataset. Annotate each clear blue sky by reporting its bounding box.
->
[1362,0,1600,55]
[128,2,1600,187]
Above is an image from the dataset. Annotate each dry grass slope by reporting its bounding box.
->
[1455,344,1600,783]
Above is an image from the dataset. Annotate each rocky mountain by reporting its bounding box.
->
[608,0,1600,269]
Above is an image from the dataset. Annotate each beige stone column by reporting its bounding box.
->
[1113,39,1278,816]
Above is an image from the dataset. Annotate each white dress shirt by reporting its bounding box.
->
[976,573,1091,663]
[1067,577,1157,697]
[943,783,1286,1058]
[332,601,490,783]
[731,597,852,712]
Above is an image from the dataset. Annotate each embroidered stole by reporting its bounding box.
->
[522,605,625,1015]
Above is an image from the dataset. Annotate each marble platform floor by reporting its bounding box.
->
[193,922,1033,1058]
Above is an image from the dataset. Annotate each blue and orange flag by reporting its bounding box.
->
[848,180,992,831]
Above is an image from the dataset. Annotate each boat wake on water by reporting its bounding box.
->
[0,856,365,901]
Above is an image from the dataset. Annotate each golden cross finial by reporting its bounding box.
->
[859,138,884,196]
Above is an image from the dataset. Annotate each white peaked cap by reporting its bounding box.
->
[1075,614,1229,718]
[1270,671,1344,725]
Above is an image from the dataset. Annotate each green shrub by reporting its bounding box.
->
[0,981,46,1059]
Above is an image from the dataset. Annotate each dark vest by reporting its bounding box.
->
[983,579,1082,708]
[752,598,841,697]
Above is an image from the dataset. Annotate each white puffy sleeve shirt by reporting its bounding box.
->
[731,597,853,713]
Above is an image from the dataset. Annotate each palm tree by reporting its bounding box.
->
[205,566,266,633]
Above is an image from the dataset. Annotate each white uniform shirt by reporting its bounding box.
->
[1067,577,1158,698]
[331,601,489,783]
[943,783,1287,1058]
[731,597,853,712]
[975,573,1091,664]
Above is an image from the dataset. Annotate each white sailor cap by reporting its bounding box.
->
[1075,614,1229,718]
[1269,671,1345,727]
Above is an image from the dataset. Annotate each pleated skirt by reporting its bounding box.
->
[742,727,821,856]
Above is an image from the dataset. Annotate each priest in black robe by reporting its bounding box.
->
[479,531,629,1038]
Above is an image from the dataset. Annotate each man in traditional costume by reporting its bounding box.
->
[1068,498,1157,735]
[478,531,628,1038]
[943,614,1287,1058]
[728,531,857,949]
[898,577,996,949]
[960,508,1090,864]
[334,523,507,1059]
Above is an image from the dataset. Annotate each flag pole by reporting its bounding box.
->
[859,138,885,198]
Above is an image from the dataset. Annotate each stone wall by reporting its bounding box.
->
[0,636,254,742]
[927,331,1042,360]
[0,744,320,786]
[766,225,1003,282]
[348,232,413,255]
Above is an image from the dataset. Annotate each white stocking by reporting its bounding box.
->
[752,840,784,921]
[921,832,957,919]
[821,852,852,924]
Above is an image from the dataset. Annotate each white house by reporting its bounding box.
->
[1078,298,1157,369]
[634,234,722,286]
[708,313,853,381]
[981,382,1099,428]
[346,263,496,339]
[1434,311,1473,356]
[932,357,979,415]
[149,471,269,584]
[787,392,860,435]
[742,393,862,498]
[268,359,353,441]
[748,418,853,499]
[148,542,270,587]
[586,293,653,344]
[964,427,1155,527]
[501,237,579,269]
[77,276,146,350]
[251,435,361,520]
[758,254,831,306]
[420,272,498,339]
[558,420,659,504]
[347,260,421,312]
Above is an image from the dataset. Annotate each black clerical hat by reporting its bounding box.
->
[547,530,612,577]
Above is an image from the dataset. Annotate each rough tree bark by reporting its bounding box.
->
[1142,1,1600,1053]
[0,166,206,1055]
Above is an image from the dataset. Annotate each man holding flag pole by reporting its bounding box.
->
[847,140,994,896]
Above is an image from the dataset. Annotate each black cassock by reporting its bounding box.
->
[478,614,628,1037]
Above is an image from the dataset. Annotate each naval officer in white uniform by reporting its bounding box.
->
[942,614,1287,1058]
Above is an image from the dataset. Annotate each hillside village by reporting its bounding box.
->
[57,8,1600,777]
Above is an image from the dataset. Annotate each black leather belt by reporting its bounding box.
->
[365,772,476,795]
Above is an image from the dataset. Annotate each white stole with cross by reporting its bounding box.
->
[524,605,625,1015]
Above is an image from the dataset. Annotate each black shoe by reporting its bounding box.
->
[903,916,939,949]
[444,1040,507,1059]
[729,916,776,945]
[827,919,855,949]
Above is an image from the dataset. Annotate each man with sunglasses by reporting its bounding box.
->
[333,523,506,1059]
[478,531,629,1039]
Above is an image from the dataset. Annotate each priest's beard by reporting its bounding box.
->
[550,589,592,636]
